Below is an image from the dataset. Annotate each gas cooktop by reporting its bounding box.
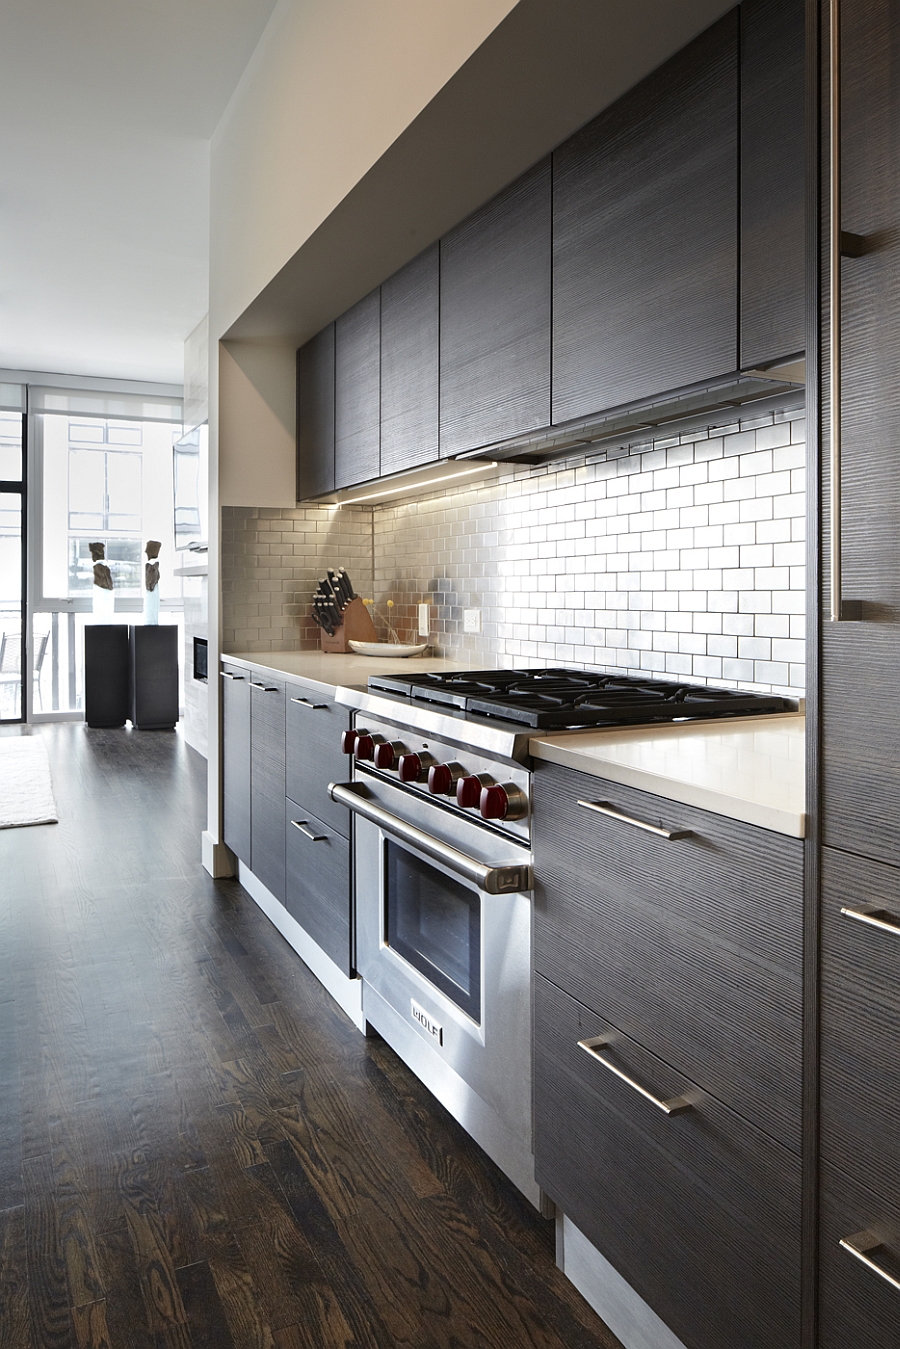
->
[366,667,791,730]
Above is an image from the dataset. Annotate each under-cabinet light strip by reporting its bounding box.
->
[337,462,498,506]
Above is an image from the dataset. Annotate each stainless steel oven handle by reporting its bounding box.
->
[328,781,532,896]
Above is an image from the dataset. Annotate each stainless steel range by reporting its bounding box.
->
[331,668,791,1207]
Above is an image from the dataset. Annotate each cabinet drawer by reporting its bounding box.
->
[533,761,803,1150]
[820,1162,900,1349]
[285,683,350,838]
[222,663,251,865]
[535,975,801,1349]
[821,846,900,1201]
[250,671,286,904]
[285,800,351,976]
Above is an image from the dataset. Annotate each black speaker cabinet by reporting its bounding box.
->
[84,624,130,728]
[129,625,178,730]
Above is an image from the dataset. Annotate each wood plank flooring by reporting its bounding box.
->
[0,724,621,1349]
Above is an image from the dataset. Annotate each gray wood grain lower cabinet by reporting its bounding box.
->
[285,683,350,839]
[249,672,286,904]
[285,801,351,975]
[222,664,251,865]
[532,758,803,1349]
[533,760,803,1151]
[535,976,801,1349]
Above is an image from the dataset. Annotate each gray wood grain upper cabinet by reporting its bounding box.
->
[334,289,381,489]
[552,11,738,424]
[296,325,335,500]
[439,158,551,457]
[222,663,251,866]
[739,0,805,369]
[380,244,439,474]
[249,671,286,904]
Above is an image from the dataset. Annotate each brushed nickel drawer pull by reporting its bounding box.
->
[577,799,693,841]
[577,1036,692,1116]
[291,820,328,842]
[291,696,327,709]
[840,1231,900,1293]
[220,671,244,680]
[250,681,278,692]
[841,906,900,938]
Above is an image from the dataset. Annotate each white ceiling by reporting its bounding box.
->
[0,0,278,385]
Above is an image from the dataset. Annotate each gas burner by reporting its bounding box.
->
[367,666,791,730]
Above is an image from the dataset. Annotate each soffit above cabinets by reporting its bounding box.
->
[224,0,737,348]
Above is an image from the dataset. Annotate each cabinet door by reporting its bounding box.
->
[439,157,551,456]
[380,244,439,475]
[552,11,738,424]
[296,325,334,500]
[222,664,251,865]
[533,761,803,1151]
[820,846,900,1211]
[285,801,351,975]
[821,0,900,862]
[820,1162,900,1349]
[739,0,805,368]
[534,975,801,1349]
[249,672,286,903]
[334,289,380,489]
[285,683,350,839]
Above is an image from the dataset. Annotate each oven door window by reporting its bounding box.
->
[384,840,481,1023]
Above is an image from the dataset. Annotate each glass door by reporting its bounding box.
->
[0,412,25,722]
[384,839,482,1022]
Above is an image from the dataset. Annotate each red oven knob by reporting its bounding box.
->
[374,741,404,770]
[398,751,435,783]
[398,753,423,783]
[341,729,358,754]
[480,783,527,822]
[427,762,463,795]
[457,774,485,808]
[354,733,382,761]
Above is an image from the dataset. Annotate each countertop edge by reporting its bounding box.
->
[529,738,806,839]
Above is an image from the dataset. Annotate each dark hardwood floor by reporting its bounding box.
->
[0,724,621,1349]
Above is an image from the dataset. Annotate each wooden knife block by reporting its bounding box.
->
[320,596,378,652]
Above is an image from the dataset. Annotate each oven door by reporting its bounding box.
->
[349,774,534,1155]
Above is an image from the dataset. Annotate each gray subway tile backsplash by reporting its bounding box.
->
[222,409,805,695]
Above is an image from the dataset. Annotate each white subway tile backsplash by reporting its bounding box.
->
[221,411,805,695]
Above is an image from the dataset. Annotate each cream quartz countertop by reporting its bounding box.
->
[529,714,806,838]
[221,650,491,696]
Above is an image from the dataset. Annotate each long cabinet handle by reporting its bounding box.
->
[291,819,328,842]
[578,1036,692,1116]
[828,0,865,622]
[291,696,328,709]
[220,671,244,680]
[840,1231,900,1294]
[329,780,532,896]
[250,681,278,692]
[841,905,900,938]
[577,799,693,841]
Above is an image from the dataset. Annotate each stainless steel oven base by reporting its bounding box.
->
[363,981,540,1208]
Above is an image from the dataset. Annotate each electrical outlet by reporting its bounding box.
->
[463,608,482,634]
[418,603,430,636]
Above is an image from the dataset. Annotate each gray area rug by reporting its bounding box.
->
[0,736,58,828]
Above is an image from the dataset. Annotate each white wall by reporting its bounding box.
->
[209,0,518,341]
